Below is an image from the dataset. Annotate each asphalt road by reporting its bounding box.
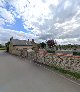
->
[0,51,80,92]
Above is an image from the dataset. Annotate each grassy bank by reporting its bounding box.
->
[35,61,80,79]
[51,66,80,79]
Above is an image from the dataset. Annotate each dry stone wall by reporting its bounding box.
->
[33,49,80,73]
[10,49,80,73]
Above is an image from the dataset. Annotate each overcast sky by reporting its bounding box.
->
[0,0,80,45]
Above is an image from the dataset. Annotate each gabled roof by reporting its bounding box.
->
[11,39,33,46]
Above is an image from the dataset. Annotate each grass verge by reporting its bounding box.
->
[0,48,6,50]
[35,61,80,79]
[51,66,80,79]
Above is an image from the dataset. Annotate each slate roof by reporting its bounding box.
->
[11,39,33,46]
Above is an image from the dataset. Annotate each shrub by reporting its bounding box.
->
[73,51,80,56]
[47,50,55,53]
[46,40,56,48]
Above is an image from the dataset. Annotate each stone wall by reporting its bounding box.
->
[37,52,80,73]
[31,49,80,73]
[10,49,80,73]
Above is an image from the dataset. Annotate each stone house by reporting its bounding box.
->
[9,37,36,54]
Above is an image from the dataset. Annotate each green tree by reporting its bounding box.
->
[40,42,46,48]
[5,41,10,52]
[0,44,2,48]
[46,40,56,48]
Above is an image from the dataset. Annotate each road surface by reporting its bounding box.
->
[0,51,80,92]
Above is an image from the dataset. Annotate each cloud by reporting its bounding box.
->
[30,0,80,44]
[0,0,6,7]
[0,27,36,44]
[0,0,80,44]
[0,18,5,26]
[0,7,15,24]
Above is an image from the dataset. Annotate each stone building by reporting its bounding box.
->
[9,37,36,54]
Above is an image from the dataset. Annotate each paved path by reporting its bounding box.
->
[0,51,80,92]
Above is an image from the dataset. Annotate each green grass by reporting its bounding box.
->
[0,48,6,50]
[37,62,80,79]
[52,66,80,79]
[46,50,55,53]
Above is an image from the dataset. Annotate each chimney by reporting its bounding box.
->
[10,37,13,41]
[32,39,34,43]
[28,39,29,42]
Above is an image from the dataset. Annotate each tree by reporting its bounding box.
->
[0,44,2,48]
[46,40,56,48]
[40,42,46,48]
[5,41,10,52]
